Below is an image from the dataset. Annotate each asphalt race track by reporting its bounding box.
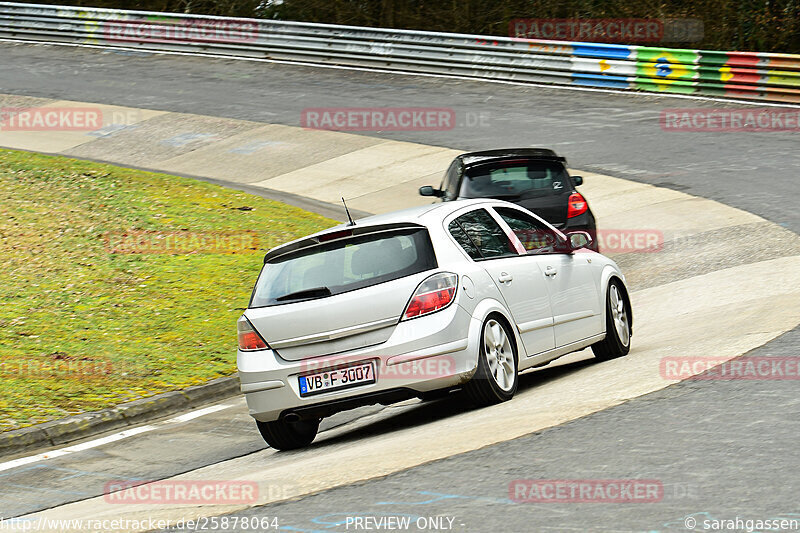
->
[175,329,800,533]
[1,43,798,233]
[0,41,799,533]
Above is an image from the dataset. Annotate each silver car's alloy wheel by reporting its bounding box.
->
[591,280,632,361]
[484,319,515,392]
[609,284,630,347]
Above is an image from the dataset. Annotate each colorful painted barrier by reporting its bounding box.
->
[0,2,798,104]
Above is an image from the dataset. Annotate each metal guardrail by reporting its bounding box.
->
[1,2,799,104]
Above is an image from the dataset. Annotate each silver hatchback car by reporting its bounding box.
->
[237,199,632,450]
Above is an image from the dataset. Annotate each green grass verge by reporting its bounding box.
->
[0,149,337,431]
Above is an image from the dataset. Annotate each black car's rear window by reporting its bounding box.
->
[461,160,571,200]
[250,228,437,308]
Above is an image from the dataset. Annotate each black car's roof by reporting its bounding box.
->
[457,148,566,167]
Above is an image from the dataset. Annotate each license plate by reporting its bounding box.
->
[298,361,376,397]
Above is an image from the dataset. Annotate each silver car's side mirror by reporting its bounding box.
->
[569,231,593,251]
[419,186,444,197]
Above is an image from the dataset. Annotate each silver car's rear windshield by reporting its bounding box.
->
[461,159,570,199]
[250,228,437,308]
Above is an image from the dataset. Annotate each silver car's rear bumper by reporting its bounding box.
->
[238,304,477,422]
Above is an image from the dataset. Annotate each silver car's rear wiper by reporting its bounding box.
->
[275,286,332,302]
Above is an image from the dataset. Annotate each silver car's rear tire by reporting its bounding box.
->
[256,418,319,451]
[464,315,518,406]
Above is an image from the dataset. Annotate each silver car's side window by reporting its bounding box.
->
[448,220,482,260]
[448,209,519,260]
[494,206,560,255]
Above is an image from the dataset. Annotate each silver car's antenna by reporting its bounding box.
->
[342,197,356,226]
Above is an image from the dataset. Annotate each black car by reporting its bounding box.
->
[419,148,597,247]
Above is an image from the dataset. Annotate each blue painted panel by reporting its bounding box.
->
[572,43,633,60]
[571,72,632,88]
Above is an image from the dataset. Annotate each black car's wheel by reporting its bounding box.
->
[592,280,632,361]
[256,418,319,451]
[464,315,518,406]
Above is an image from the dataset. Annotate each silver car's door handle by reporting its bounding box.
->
[498,272,513,283]
[545,267,558,277]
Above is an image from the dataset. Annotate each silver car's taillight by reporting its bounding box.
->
[402,272,458,320]
[237,315,269,351]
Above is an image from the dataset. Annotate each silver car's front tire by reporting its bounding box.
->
[464,315,518,405]
[592,280,632,361]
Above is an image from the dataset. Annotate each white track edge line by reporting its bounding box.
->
[0,403,234,473]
